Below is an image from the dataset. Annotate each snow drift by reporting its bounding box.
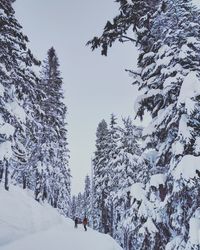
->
[0,186,122,250]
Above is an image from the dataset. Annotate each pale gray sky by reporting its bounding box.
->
[14,0,139,194]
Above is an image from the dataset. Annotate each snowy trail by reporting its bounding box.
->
[0,186,122,250]
[1,221,122,250]
[2,224,118,250]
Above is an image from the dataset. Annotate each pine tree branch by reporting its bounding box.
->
[120,35,137,43]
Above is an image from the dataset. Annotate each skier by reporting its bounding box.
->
[83,217,88,231]
[74,217,78,228]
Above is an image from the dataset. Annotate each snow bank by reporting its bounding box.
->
[0,186,62,246]
[1,224,122,250]
[0,186,122,250]
[173,155,200,180]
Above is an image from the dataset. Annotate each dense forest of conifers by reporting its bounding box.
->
[1,0,200,249]
[74,0,200,249]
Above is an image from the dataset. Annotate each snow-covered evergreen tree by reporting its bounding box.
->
[71,175,93,226]
[75,192,85,220]
[71,195,77,219]
[83,175,92,223]
[0,0,41,191]
[35,47,71,216]
[0,0,71,220]
[134,1,200,248]
[91,116,143,248]
[92,119,110,233]
[111,118,142,248]
[88,0,200,248]
[103,114,121,237]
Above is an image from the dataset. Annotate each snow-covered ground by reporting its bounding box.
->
[0,186,122,250]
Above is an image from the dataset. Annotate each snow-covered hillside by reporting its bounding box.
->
[0,187,122,250]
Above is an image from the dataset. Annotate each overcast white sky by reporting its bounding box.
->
[14,0,200,195]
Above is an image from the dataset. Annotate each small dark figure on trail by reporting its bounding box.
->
[83,217,88,231]
[74,217,78,228]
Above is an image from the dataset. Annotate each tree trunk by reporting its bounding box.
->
[22,173,26,189]
[110,202,114,237]
[0,167,3,183]
[4,162,9,191]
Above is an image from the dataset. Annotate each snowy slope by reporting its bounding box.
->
[0,186,122,250]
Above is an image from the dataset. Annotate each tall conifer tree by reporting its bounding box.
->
[37,47,71,215]
[0,0,40,190]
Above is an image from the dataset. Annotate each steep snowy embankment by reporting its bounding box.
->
[0,187,122,250]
